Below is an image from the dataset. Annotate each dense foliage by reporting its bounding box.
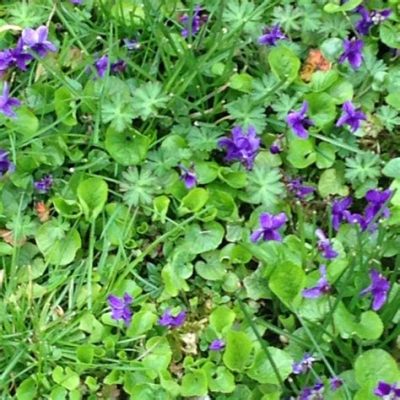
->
[1,0,400,399]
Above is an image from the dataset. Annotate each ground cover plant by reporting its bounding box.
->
[1,0,400,399]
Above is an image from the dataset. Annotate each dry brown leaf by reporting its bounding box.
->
[35,201,51,222]
[301,49,332,82]
[0,229,26,246]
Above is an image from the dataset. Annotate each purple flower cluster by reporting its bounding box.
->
[250,212,287,243]
[361,269,390,311]
[332,189,392,232]
[374,381,400,398]
[107,293,133,326]
[258,24,286,46]
[93,55,126,78]
[218,125,260,170]
[0,83,21,118]
[158,309,186,328]
[339,38,364,69]
[34,175,53,193]
[180,5,208,38]
[299,381,324,400]
[316,229,338,260]
[355,6,391,36]
[303,265,331,299]
[0,150,15,176]
[292,353,316,375]
[179,164,197,189]
[209,338,225,351]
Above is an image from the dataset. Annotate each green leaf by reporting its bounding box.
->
[316,142,336,169]
[383,158,400,178]
[243,267,271,300]
[223,330,253,372]
[218,167,247,188]
[324,0,362,13]
[268,46,300,83]
[269,262,305,309]
[287,138,316,169]
[195,258,226,281]
[8,106,39,138]
[16,378,37,400]
[36,221,81,266]
[385,93,400,110]
[54,87,77,126]
[153,195,170,223]
[305,93,336,128]
[310,70,339,92]
[52,197,82,219]
[184,222,224,254]
[132,81,169,120]
[206,365,235,393]
[127,310,157,337]
[208,189,239,221]
[105,127,150,166]
[247,347,293,384]
[380,22,400,49]
[210,305,236,333]
[318,168,348,198]
[142,337,172,376]
[181,370,208,397]
[327,79,354,104]
[77,177,108,221]
[52,366,80,390]
[179,188,209,214]
[355,349,400,387]
[321,38,343,62]
[76,344,94,364]
[229,73,254,93]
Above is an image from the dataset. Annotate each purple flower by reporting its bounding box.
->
[361,269,390,311]
[34,175,53,193]
[299,381,324,400]
[364,189,392,227]
[94,55,109,78]
[179,164,197,189]
[336,101,366,133]
[180,5,208,38]
[303,265,331,299]
[330,377,343,391]
[209,339,225,351]
[316,229,338,260]
[269,141,282,154]
[355,6,391,35]
[0,150,15,177]
[218,125,260,170]
[107,293,133,326]
[258,24,286,46]
[70,0,83,4]
[286,101,314,139]
[339,38,364,69]
[123,38,140,51]
[287,178,315,199]
[331,197,352,231]
[8,44,33,71]
[250,212,287,243]
[292,353,316,375]
[20,26,57,58]
[158,309,186,328]
[110,59,126,74]
[0,50,13,76]
[0,82,21,118]
[374,381,400,398]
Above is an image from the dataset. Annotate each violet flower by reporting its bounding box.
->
[218,125,260,170]
[9,44,33,71]
[250,212,287,243]
[34,175,53,193]
[0,150,15,176]
[158,309,186,328]
[303,265,331,299]
[179,164,197,189]
[0,82,21,118]
[360,269,390,311]
[107,293,133,326]
[331,197,352,231]
[336,101,366,133]
[364,188,392,227]
[20,26,57,58]
[258,24,286,46]
[180,5,208,38]
[287,178,315,199]
[123,38,140,51]
[292,353,316,375]
[269,141,282,154]
[209,339,225,351]
[299,381,325,400]
[374,381,400,398]
[339,38,364,69]
[286,101,314,139]
[330,377,343,391]
[355,6,391,35]
[94,55,109,78]
[70,0,83,4]
[110,60,126,74]
[316,229,338,260]
[0,50,13,76]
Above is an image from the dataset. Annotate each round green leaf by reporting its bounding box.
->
[181,370,208,397]
[383,158,400,178]
[210,305,236,333]
[305,93,336,128]
[77,177,108,221]
[184,222,224,254]
[380,22,400,49]
[105,127,150,165]
[268,46,300,83]
[223,330,253,372]
[287,138,316,169]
